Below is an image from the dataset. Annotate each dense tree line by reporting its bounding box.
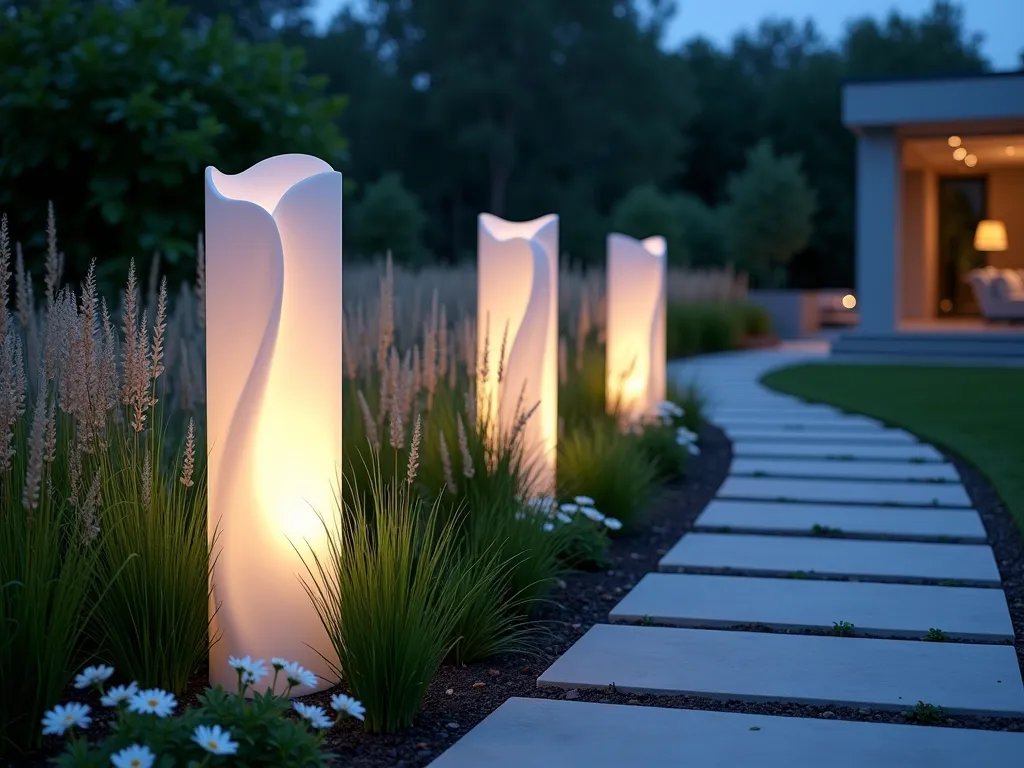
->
[0,0,1004,290]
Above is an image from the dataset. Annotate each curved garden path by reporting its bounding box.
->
[432,344,1024,767]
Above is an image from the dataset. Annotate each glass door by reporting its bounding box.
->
[937,176,987,316]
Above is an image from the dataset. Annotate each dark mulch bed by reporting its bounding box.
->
[13,424,1024,767]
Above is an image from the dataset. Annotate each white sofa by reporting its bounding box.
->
[968,267,1024,321]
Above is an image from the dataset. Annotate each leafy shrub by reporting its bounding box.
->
[698,304,742,352]
[721,140,818,289]
[557,421,656,531]
[350,173,429,266]
[300,450,495,734]
[737,302,772,337]
[0,0,347,291]
[49,659,356,766]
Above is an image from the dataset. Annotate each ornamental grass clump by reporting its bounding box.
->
[299,425,498,734]
[557,419,657,531]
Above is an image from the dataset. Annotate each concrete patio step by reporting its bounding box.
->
[659,533,1001,585]
[536,624,1024,715]
[731,441,945,462]
[694,499,987,542]
[609,573,1014,641]
[717,476,973,508]
[430,698,1024,768]
[729,457,959,482]
[723,427,919,444]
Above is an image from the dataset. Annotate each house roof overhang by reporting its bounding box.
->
[842,71,1024,136]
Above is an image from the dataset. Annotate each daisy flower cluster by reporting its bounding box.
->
[675,426,700,455]
[40,657,364,765]
[654,400,685,424]
[522,494,623,532]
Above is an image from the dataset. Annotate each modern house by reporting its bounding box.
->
[834,71,1024,363]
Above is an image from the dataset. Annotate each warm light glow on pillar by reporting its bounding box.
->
[842,294,857,309]
[953,147,967,161]
[477,213,558,495]
[948,136,961,148]
[606,233,666,422]
[205,154,342,693]
[965,154,978,168]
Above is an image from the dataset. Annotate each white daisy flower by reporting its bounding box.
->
[556,512,573,524]
[604,517,623,531]
[193,724,239,755]
[73,665,115,690]
[559,503,579,514]
[689,444,700,456]
[283,661,318,690]
[128,688,177,718]
[514,511,527,521]
[41,702,91,736]
[110,744,156,768]
[101,682,139,707]
[573,495,595,506]
[293,702,333,729]
[330,693,366,721]
[543,522,555,532]
[580,506,605,523]
[271,657,288,670]
[242,658,269,685]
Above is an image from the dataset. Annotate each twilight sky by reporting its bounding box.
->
[309,0,1023,70]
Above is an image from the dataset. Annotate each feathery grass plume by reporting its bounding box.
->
[423,316,437,404]
[411,344,422,405]
[0,213,10,340]
[150,277,167,405]
[21,375,47,512]
[0,331,26,473]
[406,414,422,485]
[99,298,119,417]
[14,241,30,331]
[496,320,509,384]
[438,303,448,375]
[179,417,196,487]
[195,233,206,331]
[79,470,102,545]
[357,390,380,453]
[438,430,456,494]
[377,254,394,373]
[447,343,457,389]
[456,413,474,479]
[44,201,62,309]
[478,313,490,385]
[342,320,358,380]
[141,449,152,508]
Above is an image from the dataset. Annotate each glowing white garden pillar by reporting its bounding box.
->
[477,214,558,495]
[606,233,666,421]
[205,154,342,692]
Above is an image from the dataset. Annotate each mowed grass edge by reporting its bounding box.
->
[762,364,1024,537]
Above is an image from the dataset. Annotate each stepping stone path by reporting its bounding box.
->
[433,347,1024,766]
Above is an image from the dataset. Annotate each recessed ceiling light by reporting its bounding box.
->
[965,154,978,167]
[948,136,962,147]
[1007,146,1017,156]
[953,147,967,160]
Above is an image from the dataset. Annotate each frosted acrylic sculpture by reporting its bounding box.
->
[477,213,559,495]
[606,233,667,421]
[205,154,342,693]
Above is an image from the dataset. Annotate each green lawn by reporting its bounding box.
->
[762,364,1024,537]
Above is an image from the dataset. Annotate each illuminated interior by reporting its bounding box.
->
[899,133,1023,323]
